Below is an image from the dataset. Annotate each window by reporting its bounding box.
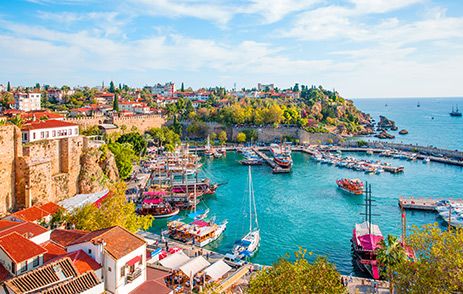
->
[33,133,36,140]
[52,130,56,137]
[33,256,40,267]
[46,131,49,138]
[40,132,44,139]
[108,267,112,272]
[19,262,27,273]
[121,266,125,277]
[88,249,92,254]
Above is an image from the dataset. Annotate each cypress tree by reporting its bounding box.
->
[109,81,115,93]
[7,81,11,92]
[181,82,184,92]
[113,95,119,112]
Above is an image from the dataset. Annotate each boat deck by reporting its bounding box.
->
[252,147,291,173]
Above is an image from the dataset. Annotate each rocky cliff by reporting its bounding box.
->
[78,146,119,194]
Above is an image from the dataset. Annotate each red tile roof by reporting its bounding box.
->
[39,202,63,215]
[65,250,102,274]
[0,232,47,263]
[0,221,48,239]
[11,207,48,222]
[69,226,145,259]
[42,241,67,262]
[50,229,88,248]
[21,119,78,131]
[0,220,19,231]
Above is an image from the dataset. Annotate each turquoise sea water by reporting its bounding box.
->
[150,98,463,275]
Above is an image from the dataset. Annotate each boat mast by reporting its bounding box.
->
[401,206,406,245]
[248,166,252,232]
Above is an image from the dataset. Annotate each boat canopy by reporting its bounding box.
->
[143,198,163,205]
[191,220,209,227]
[240,250,252,257]
[144,190,167,197]
[188,210,206,219]
[179,256,211,278]
[159,251,190,270]
[203,260,232,281]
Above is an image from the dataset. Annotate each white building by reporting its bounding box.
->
[66,226,147,294]
[14,91,41,111]
[21,119,79,143]
[148,83,175,97]
[257,83,274,92]
[119,101,151,114]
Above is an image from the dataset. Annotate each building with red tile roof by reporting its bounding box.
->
[0,232,47,275]
[0,220,50,245]
[6,202,64,224]
[50,229,88,248]
[66,226,147,293]
[20,119,79,143]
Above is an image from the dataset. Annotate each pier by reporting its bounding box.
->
[252,147,291,173]
[398,197,463,210]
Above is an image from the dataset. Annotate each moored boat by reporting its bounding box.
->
[233,166,260,259]
[138,197,180,218]
[336,178,364,195]
[273,154,292,168]
[351,183,383,280]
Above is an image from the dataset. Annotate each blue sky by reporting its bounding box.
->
[1,0,463,97]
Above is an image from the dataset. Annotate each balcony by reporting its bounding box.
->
[126,268,142,283]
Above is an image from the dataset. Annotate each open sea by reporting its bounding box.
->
[149,97,463,275]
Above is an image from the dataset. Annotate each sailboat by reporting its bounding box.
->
[233,166,260,258]
[351,183,383,280]
[417,101,420,107]
[450,105,462,117]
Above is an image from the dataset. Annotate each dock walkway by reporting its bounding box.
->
[399,196,463,210]
[252,147,291,173]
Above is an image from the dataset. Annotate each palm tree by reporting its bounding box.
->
[377,234,407,294]
[9,116,23,128]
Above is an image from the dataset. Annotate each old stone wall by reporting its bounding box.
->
[0,125,86,211]
[0,126,22,215]
[112,114,165,133]
[64,116,107,127]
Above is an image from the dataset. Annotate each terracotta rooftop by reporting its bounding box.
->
[41,271,101,294]
[0,220,19,231]
[50,229,88,248]
[64,250,102,274]
[21,119,78,131]
[0,232,47,263]
[0,221,48,239]
[4,257,78,294]
[42,241,67,262]
[69,226,146,259]
[39,202,63,215]
[131,267,172,294]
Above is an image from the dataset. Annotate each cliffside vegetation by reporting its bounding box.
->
[174,86,369,136]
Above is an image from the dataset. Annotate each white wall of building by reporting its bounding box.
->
[22,125,79,143]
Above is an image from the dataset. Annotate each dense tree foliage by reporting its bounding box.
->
[146,127,181,151]
[236,132,246,143]
[390,224,463,293]
[248,249,345,294]
[67,182,153,233]
[107,142,137,179]
[218,130,227,144]
[117,132,147,156]
[377,235,407,294]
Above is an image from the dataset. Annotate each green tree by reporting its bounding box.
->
[377,235,407,294]
[209,132,217,142]
[107,142,137,179]
[236,132,246,143]
[248,248,345,294]
[147,127,181,151]
[117,132,148,156]
[68,182,153,233]
[7,81,11,92]
[109,81,115,93]
[392,224,463,293]
[181,82,184,92]
[8,116,23,128]
[113,96,119,112]
[218,130,227,145]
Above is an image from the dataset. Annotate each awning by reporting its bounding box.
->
[203,260,232,281]
[179,256,210,278]
[159,251,190,270]
[127,255,142,266]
